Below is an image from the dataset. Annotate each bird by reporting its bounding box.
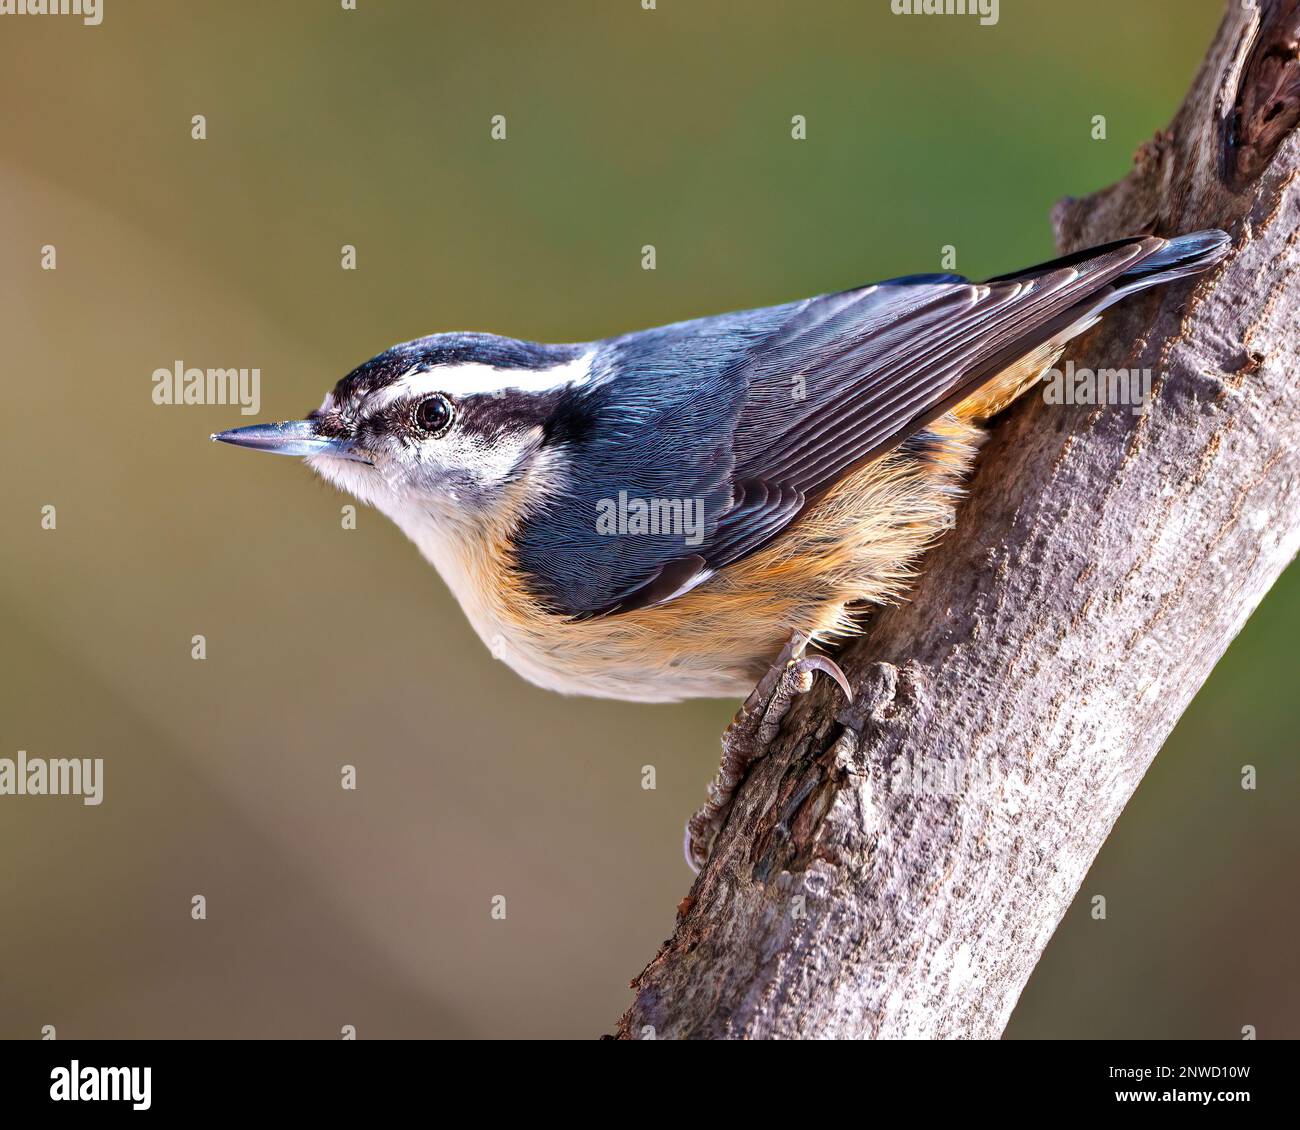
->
[214,229,1230,867]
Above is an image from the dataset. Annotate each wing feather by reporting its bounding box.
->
[516,237,1185,617]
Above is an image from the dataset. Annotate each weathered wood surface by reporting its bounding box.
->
[615,0,1300,1040]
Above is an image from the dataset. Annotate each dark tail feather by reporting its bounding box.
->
[1113,229,1231,292]
[962,229,1232,412]
[1070,229,1231,321]
[988,229,1231,289]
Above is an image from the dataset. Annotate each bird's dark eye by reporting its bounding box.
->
[414,393,454,436]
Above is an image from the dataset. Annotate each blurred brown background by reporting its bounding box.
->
[1,0,1294,1039]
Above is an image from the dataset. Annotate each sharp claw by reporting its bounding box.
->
[683,824,703,874]
[746,630,811,710]
[686,633,852,873]
[800,655,854,704]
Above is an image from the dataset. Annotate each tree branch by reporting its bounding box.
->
[615,0,1300,1040]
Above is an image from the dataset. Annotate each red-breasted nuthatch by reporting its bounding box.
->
[215,230,1229,866]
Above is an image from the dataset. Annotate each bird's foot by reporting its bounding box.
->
[684,631,852,872]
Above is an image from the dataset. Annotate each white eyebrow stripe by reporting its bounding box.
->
[374,353,594,408]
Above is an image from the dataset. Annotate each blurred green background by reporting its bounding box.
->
[1,0,1294,1039]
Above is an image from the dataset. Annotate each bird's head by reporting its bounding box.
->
[213,333,591,538]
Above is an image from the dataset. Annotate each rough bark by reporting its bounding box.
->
[615,0,1300,1040]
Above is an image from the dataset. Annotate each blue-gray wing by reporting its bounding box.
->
[516,238,1164,618]
[511,301,799,616]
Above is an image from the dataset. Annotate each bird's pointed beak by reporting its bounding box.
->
[210,419,371,464]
